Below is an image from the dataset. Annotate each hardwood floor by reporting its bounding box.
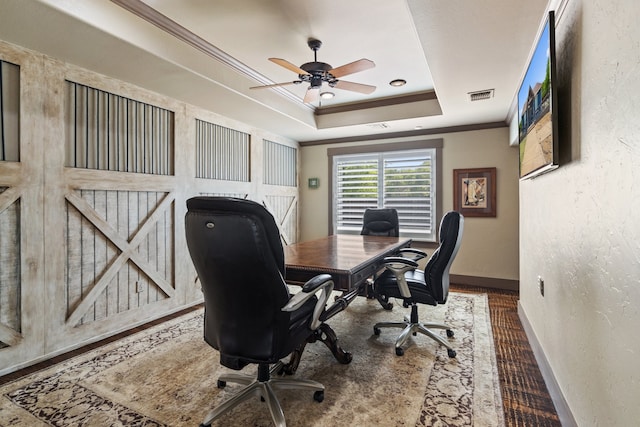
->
[1,286,561,426]
[451,284,561,426]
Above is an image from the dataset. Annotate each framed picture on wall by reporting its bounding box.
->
[453,167,497,217]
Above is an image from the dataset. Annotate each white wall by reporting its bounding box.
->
[519,0,640,425]
[300,127,520,282]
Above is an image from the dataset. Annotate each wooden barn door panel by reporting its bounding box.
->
[63,189,175,328]
[0,48,47,372]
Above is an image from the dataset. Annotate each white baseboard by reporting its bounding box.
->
[517,301,578,427]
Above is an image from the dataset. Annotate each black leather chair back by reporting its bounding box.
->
[423,211,464,303]
[185,197,308,370]
[360,208,399,237]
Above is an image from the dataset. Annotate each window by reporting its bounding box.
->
[330,140,442,242]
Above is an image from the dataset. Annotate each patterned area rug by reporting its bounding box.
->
[0,292,504,426]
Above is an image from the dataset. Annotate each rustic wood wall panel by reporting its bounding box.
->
[65,81,174,174]
[195,120,250,181]
[0,60,20,162]
[64,189,174,327]
[263,195,298,245]
[0,190,20,349]
[264,139,297,187]
[0,40,299,375]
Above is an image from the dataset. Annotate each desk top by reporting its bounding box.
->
[284,234,411,277]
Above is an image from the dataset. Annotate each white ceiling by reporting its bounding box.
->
[0,0,550,143]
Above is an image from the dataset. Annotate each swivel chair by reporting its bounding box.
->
[360,208,399,236]
[360,208,426,308]
[185,196,340,427]
[372,211,464,357]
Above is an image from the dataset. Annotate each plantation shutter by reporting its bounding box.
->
[333,148,436,241]
[383,150,434,241]
[334,155,379,233]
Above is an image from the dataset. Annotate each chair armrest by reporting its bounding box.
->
[397,248,427,261]
[381,257,418,299]
[282,274,334,330]
[382,256,419,268]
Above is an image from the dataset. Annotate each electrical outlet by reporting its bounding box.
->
[538,276,544,297]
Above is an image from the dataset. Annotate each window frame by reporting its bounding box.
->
[328,138,443,242]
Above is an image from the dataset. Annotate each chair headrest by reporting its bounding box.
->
[186,196,285,272]
[361,208,399,237]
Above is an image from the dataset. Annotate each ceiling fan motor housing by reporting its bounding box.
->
[300,62,334,87]
[300,62,332,74]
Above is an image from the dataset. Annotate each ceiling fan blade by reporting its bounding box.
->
[329,59,375,78]
[334,80,376,94]
[303,87,320,104]
[250,81,300,89]
[269,58,309,75]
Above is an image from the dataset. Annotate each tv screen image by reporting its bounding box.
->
[517,11,559,179]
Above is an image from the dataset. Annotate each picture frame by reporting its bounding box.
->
[453,167,496,217]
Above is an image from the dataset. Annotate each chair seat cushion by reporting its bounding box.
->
[218,293,317,370]
[374,269,437,306]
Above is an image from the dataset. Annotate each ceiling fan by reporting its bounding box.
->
[250,38,376,104]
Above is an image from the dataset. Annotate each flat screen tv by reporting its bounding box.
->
[517,10,559,179]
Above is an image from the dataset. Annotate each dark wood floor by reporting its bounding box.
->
[451,284,561,426]
[1,286,561,426]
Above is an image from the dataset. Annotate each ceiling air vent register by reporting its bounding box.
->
[468,89,495,101]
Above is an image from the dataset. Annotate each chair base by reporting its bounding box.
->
[373,303,456,358]
[200,362,324,427]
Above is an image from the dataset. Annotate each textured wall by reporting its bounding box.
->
[519,0,640,424]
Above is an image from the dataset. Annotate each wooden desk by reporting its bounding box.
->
[284,234,412,292]
[282,235,411,369]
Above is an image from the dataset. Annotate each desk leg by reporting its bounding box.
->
[282,342,307,375]
[282,323,352,375]
[315,323,353,364]
[283,285,363,374]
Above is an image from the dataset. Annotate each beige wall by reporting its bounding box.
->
[519,0,640,425]
[300,127,520,282]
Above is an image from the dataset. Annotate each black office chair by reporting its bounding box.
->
[360,208,399,236]
[372,211,464,357]
[185,196,343,427]
[360,208,426,309]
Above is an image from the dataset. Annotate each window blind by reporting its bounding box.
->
[333,148,436,241]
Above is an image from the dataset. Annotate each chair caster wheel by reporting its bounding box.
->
[446,329,454,338]
[373,326,381,335]
[395,347,404,356]
[217,380,226,388]
[447,349,457,358]
[313,390,324,402]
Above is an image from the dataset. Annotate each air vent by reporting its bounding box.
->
[468,89,495,101]
[366,122,391,129]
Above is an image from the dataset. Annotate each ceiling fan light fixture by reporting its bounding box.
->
[320,91,335,99]
[389,79,407,87]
